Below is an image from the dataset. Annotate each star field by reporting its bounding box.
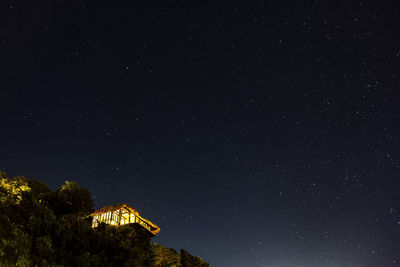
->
[1,1,400,266]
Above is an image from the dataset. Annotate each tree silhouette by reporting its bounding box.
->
[0,172,209,266]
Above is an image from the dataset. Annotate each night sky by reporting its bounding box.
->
[1,1,400,266]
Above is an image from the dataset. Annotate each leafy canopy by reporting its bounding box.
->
[0,172,209,267]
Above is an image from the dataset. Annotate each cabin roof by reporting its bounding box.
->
[91,203,139,215]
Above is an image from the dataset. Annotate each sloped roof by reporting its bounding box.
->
[91,203,139,215]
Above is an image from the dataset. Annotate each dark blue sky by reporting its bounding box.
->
[1,1,400,266]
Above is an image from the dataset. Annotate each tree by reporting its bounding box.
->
[180,249,210,267]
[0,172,209,266]
[56,181,93,215]
[0,172,30,206]
[152,243,181,267]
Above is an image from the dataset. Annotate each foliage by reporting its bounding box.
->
[56,180,94,215]
[0,172,209,266]
[180,249,209,267]
[0,172,30,206]
[152,244,181,267]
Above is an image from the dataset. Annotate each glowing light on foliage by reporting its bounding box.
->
[0,175,31,205]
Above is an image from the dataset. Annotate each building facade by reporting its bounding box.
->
[91,203,160,235]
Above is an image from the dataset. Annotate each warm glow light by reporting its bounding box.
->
[90,204,160,235]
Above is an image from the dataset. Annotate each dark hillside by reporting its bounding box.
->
[0,172,209,267]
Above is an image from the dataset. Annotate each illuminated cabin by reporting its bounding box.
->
[91,203,160,235]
